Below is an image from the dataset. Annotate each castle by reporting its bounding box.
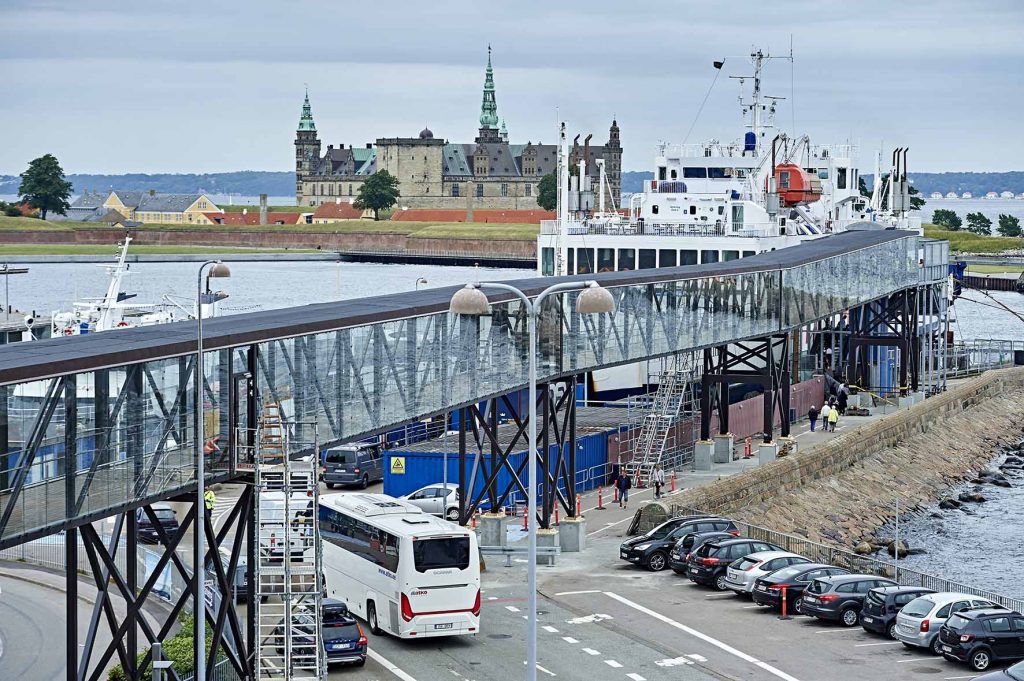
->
[294,48,622,211]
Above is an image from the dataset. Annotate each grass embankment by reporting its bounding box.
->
[966,264,1024,274]
[923,224,1023,254]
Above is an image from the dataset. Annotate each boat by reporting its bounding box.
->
[945,192,958,199]
[930,192,943,199]
[985,192,999,200]
[1000,191,1014,199]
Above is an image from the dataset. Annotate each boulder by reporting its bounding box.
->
[939,498,961,510]
[854,542,874,555]
[958,491,987,503]
[887,540,909,558]
[929,512,943,519]
[905,547,928,556]
[990,479,1013,488]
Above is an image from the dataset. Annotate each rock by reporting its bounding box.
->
[1005,456,1023,465]
[793,528,810,538]
[854,542,874,555]
[905,547,928,555]
[929,512,943,519]
[939,498,962,510]
[990,479,1013,488]
[887,540,909,558]
[826,514,843,523]
[958,491,987,503]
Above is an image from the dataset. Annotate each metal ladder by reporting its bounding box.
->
[254,404,325,681]
[625,363,689,484]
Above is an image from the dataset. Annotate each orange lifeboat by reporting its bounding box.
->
[769,163,823,206]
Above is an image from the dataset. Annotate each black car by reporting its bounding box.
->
[136,504,179,544]
[668,531,737,574]
[620,515,737,572]
[801,574,898,627]
[940,608,1024,672]
[973,659,1024,680]
[751,563,850,613]
[860,586,935,639]
[619,515,705,569]
[686,538,781,590]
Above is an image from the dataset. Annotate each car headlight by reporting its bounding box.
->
[634,543,652,551]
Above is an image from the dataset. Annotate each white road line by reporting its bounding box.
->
[562,636,579,644]
[506,605,521,613]
[581,648,601,656]
[742,605,761,609]
[487,596,498,601]
[687,654,708,662]
[944,676,980,680]
[604,591,802,681]
[554,590,602,596]
[813,628,863,634]
[523,662,557,677]
[367,649,418,681]
[655,657,694,667]
[854,641,902,647]
[626,674,647,681]
[704,593,735,599]
[542,625,560,633]
[604,659,623,668]
[586,516,633,536]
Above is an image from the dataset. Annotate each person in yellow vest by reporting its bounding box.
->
[827,405,839,432]
[204,489,216,519]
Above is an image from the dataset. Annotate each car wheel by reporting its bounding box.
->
[445,507,460,522]
[367,601,382,635]
[355,659,366,667]
[646,551,668,572]
[970,649,992,671]
[671,568,687,576]
[714,573,729,591]
[325,482,334,489]
[361,475,369,489]
[930,634,945,656]
[793,596,804,614]
[840,608,859,627]
[887,622,898,640]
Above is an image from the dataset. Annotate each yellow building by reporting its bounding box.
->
[104,191,222,224]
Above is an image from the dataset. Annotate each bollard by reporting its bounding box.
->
[613,486,619,504]
[670,472,676,493]
[523,510,529,531]
[554,506,560,526]
[576,493,582,517]
[778,585,791,620]
[743,437,753,459]
[596,486,606,510]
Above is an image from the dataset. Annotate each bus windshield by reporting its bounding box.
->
[413,537,470,572]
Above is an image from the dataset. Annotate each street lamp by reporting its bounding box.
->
[449,280,614,681]
[415,277,428,290]
[195,260,230,681]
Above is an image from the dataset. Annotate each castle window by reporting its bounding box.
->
[452,184,460,197]
[500,183,509,197]
[476,183,484,198]
[525,184,532,197]
[349,184,353,196]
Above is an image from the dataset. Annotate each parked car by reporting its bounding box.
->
[972,659,1024,680]
[668,531,737,575]
[751,563,851,613]
[800,574,898,626]
[400,483,460,521]
[621,516,737,572]
[686,538,782,590]
[619,515,706,569]
[136,503,179,544]
[860,586,935,639]
[939,607,1024,672]
[322,599,368,667]
[722,551,810,596]
[322,443,383,489]
[895,592,998,655]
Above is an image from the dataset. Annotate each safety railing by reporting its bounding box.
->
[947,339,1023,378]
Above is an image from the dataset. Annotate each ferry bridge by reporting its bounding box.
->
[0,229,947,681]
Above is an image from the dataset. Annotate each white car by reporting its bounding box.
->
[895,592,996,655]
[400,483,460,521]
[723,551,810,596]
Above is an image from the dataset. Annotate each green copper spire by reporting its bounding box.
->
[479,46,498,129]
[298,89,316,132]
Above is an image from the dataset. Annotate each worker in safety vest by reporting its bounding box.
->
[204,489,216,518]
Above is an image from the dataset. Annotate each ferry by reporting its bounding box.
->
[537,49,921,398]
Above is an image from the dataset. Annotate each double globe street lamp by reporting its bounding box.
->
[450,280,614,681]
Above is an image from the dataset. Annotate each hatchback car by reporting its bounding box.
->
[751,563,850,613]
[722,551,810,596]
[136,503,179,544]
[400,483,460,521]
[687,538,782,590]
[800,574,897,626]
[621,516,737,572]
[860,586,935,639]
[668,531,737,574]
[896,592,997,655]
[939,607,1024,671]
[322,443,383,489]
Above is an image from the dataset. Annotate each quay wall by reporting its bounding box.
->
[666,368,1024,548]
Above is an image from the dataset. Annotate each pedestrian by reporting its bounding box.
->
[808,405,819,432]
[204,488,216,520]
[837,389,849,416]
[828,405,839,432]
[617,473,632,509]
[820,403,831,429]
[653,464,666,499]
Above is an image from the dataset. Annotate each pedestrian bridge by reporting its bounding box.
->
[0,230,940,548]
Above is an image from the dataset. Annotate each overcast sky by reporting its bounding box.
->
[1,0,1021,175]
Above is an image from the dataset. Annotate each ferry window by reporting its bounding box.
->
[708,168,730,179]
[597,248,615,272]
[742,250,756,258]
[718,205,725,215]
[779,171,790,189]
[639,249,657,269]
[700,250,719,264]
[683,167,708,179]
[723,250,740,261]
[817,168,829,179]
[658,167,667,181]
[689,205,697,215]
[735,168,748,179]
[577,248,595,274]
[836,168,847,189]
[670,169,678,180]
[617,249,635,271]
[651,205,659,215]
[680,250,698,266]
[659,249,677,267]
[541,247,555,276]
[567,248,575,275]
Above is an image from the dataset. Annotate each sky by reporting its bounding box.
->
[1,0,1022,176]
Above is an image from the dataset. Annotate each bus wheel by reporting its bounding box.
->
[367,601,382,635]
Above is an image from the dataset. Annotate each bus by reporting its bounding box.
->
[318,493,480,638]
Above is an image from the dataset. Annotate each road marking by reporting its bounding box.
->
[626,674,647,681]
[604,591,802,681]
[944,677,980,680]
[704,593,734,599]
[487,596,498,600]
[854,641,902,647]
[542,625,559,633]
[367,649,417,681]
[586,516,633,536]
[582,648,601,656]
[656,657,694,667]
[742,605,761,609]
[523,662,557,677]
[566,613,613,624]
[506,605,521,613]
[562,636,579,644]
[687,654,708,662]
[554,590,602,596]
[813,628,864,634]
[604,660,623,668]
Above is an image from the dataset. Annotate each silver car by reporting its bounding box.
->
[722,551,809,595]
[895,592,996,655]
[400,483,460,521]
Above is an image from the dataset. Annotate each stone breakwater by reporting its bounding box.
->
[669,368,1024,551]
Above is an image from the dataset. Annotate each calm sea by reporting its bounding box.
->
[924,198,1024,224]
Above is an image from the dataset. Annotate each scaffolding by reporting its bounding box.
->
[253,403,325,681]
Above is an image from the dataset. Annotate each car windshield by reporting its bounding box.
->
[694,542,720,558]
[322,622,360,642]
[900,597,934,618]
[413,536,470,572]
[647,522,678,540]
[153,508,176,521]
[733,557,758,571]
[806,579,829,594]
[326,449,357,464]
[769,565,807,581]
[945,614,971,631]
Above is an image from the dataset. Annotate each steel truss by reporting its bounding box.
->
[700,336,791,444]
[847,289,920,396]
[457,377,577,530]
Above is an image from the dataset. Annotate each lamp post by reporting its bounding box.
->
[450,280,614,681]
[195,260,230,681]
[415,277,428,290]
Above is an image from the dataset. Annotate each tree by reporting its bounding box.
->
[3,203,22,217]
[18,154,72,220]
[536,172,557,211]
[997,213,1022,238]
[965,211,992,236]
[932,209,962,231]
[859,174,925,210]
[353,170,400,220]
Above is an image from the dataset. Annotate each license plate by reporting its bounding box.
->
[620,551,628,558]
[804,596,816,603]
[861,616,873,623]
[727,570,737,579]
[670,553,679,560]
[332,643,352,650]
[757,585,768,592]
[942,645,952,653]
[434,623,453,630]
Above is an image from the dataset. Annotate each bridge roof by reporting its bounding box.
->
[0,230,910,386]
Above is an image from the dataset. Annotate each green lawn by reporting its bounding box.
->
[966,264,1024,274]
[0,244,313,256]
[923,224,1024,254]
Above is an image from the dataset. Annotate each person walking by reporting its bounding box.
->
[653,465,666,499]
[204,488,216,520]
[617,473,632,509]
[837,389,849,416]
[820,403,831,430]
[808,405,819,432]
[828,405,840,432]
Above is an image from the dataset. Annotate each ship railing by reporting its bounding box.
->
[539,220,561,235]
[559,221,786,238]
[657,143,752,159]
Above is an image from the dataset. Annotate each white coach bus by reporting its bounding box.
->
[319,493,480,638]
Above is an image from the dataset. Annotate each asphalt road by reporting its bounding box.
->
[0,577,76,680]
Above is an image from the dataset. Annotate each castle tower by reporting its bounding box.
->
[605,118,623,207]
[294,90,322,204]
[475,46,501,144]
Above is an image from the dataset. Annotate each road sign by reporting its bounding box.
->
[390,456,406,474]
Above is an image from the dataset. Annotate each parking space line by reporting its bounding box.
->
[562,636,579,644]
[582,648,601,656]
[367,649,418,681]
[554,590,602,596]
[505,605,521,613]
[604,659,623,668]
[626,674,647,681]
[853,641,902,647]
[542,625,559,633]
[944,676,980,680]
[813,628,863,634]
[604,591,802,681]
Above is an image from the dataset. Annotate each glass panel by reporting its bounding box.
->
[567,249,575,275]
[576,249,596,275]
[617,249,635,271]
[680,250,698,266]
[723,250,740,262]
[597,249,615,272]
[639,250,657,269]
[700,250,719,264]
[541,248,554,276]
[659,250,677,267]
